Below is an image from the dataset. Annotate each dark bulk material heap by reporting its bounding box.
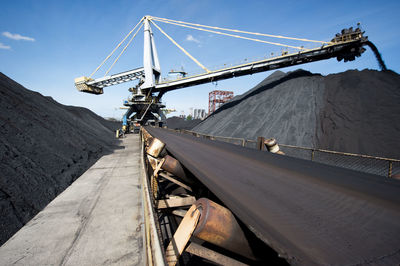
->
[0,73,119,245]
[194,69,400,159]
[166,116,202,130]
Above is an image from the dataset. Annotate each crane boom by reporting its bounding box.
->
[74,16,371,131]
[75,36,367,95]
[155,38,366,94]
[75,67,145,94]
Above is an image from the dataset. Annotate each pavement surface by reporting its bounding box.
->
[0,135,144,266]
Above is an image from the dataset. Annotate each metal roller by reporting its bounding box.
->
[193,198,255,260]
[264,138,284,155]
[161,155,192,184]
[147,137,165,158]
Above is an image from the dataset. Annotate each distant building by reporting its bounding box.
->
[193,109,206,120]
[208,90,234,114]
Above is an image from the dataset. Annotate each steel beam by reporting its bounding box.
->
[156,196,196,209]
[154,40,366,93]
[185,242,246,266]
[87,67,145,88]
[77,39,367,95]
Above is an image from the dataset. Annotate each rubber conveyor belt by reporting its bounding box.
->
[145,127,400,265]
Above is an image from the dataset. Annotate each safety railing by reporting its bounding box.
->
[172,129,400,178]
[278,144,400,178]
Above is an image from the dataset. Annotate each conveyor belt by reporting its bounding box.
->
[146,126,400,265]
[154,39,366,93]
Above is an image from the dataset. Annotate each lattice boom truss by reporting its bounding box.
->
[208,90,234,114]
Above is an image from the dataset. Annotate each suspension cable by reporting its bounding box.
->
[151,18,304,50]
[152,16,331,45]
[89,17,144,78]
[150,20,210,73]
[104,23,143,76]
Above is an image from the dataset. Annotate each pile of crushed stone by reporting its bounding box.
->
[166,116,202,130]
[193,69,400,159]
[0,73,119,245]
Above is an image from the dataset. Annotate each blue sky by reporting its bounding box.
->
[1,0,399,119]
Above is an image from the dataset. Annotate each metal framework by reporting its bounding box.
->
[74,15,371,130]
[75,67,145,94]
[208,90,234,114]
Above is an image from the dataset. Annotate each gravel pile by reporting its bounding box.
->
[194,69,400,159]
[0,73,119,245]
[166,116,202,130]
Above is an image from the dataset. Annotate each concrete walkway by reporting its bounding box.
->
[0,135,144,266]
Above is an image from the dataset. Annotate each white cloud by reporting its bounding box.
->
[185,34,200,43]
[2,31,35,41]
[0,42,11,50]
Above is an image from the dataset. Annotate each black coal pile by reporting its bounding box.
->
[194,69,400,159]
[166,116,202,130]
[0,73,119,245]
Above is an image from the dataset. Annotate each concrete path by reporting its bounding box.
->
[0,135,144,266]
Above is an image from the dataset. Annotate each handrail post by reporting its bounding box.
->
[388,161,393,178]
[257,137,265,151]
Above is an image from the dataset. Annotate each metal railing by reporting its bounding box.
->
[278,144,399,178]
[172,129,400,178]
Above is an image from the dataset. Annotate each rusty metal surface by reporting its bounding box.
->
[193,198,255,260]
[142,128,154,145]
[148,138,166,158]
[161,155,193,184]
[147,155,159,170]
[158,172,192,192]
[186,242,247,266]
[145,126,400,266]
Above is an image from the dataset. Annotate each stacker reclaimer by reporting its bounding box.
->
[75,16,381,135]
